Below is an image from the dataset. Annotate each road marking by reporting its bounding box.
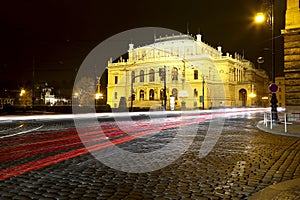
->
[0,125,44,139]
[0,124,24,133]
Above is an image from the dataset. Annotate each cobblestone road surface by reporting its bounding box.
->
[1,113,300,199]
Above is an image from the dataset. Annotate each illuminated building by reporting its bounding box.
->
[107,34,269,110]
[275,76,286,108]
[281,0,300,110]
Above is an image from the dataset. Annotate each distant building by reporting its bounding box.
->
[36,82,70,105]
[107,34,269,110]
[275,77,286,108]
[0,88,16,109]
[281,0,300,110]
[0,98,14,109]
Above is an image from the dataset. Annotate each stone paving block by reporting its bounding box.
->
[2,117,300,199]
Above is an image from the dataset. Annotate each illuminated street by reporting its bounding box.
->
[1,109,300,199]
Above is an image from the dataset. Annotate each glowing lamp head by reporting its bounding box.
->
[248,93,257,98]
[255,12,265,23]
[20,89,26,96]
[95,93,103,100]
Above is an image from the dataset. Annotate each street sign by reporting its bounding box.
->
[200,96,204,103]
[179,90,189,98]
[269,83,278,93]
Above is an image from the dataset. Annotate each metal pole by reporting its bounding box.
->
[32,57,35,113]
[130,77,134,112]
[270,111,273,129]
[164,66,167,110]
[270,0,278,122]
[284,112,287,133]
[202,77,205,110]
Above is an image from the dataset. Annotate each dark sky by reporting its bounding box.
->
[0,0,286,91]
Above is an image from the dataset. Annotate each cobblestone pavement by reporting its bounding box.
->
[1,113,300,199]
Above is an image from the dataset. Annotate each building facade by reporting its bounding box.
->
[275,76,286,107]
[281,0,300,110]
[107,34,269,110]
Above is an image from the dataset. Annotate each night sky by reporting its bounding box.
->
[1,0,286,96]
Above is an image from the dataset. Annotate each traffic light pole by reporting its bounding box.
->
[163,65,167,110]
[130,76,135,112]
[270,0,278,122]
[202,76,205,110]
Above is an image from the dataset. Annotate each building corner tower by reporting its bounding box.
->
[281,0,300,110]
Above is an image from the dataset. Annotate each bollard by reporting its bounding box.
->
[284,112,287,133]
[270,111,273,129]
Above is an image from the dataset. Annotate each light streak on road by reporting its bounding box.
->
[0,108,268,180]
[0,125,44,139]
[0,115,209,180]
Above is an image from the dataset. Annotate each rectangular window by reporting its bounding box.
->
[115,76,118,84]
[194,70,198,80]
[114,92,118,99]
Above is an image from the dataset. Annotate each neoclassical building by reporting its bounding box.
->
[281,0,300,110]
[107,34,269,110]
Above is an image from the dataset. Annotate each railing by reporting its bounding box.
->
[263,110,300,133]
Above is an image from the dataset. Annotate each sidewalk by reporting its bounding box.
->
[256,120,300,138]
[248,178,300,200]
[249,121,300,199]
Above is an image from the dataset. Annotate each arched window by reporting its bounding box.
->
[172,67,178,81]
[172,88,178,100]
[149,89,154,100]
[160,89,164,100]
[194,70,198,80]
[140,90,145,100]
[131,71,135,83]
[149,69,155,82]
[194,89,198,97]
[239,89,247,106]
[140,70,144,82]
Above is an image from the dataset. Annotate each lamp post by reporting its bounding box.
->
[163,65,167,110]
[201,75,207,110]
[255,0,278,121]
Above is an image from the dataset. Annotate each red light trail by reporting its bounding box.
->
[0,108,267,180]
[0,116,209,180]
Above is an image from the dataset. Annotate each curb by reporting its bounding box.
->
[256,120,300,138]
[248,178,300,200]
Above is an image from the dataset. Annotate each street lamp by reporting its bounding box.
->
[255,12,266,23]
[201,75,207,110]
[95,93,103,100]
[255,0,278,121]
[20,89,26,97]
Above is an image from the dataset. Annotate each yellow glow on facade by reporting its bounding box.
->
[95,93,103,100]
[106,34,270,109]
[255,12,265,23]
[248,93,257,98]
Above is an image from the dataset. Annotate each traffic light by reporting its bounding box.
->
[132,94,135,101]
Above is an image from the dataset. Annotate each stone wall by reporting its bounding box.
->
[282,29,300,108]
